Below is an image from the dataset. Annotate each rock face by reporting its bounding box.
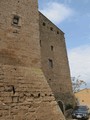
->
[0,0,66,120]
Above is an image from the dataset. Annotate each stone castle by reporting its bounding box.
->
[0,0,74,120]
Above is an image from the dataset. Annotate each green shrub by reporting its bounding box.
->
[65,104,73,110]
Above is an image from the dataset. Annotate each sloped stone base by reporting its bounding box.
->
[0,64,65,120]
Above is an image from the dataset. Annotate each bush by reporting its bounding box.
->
[65,104,73,110]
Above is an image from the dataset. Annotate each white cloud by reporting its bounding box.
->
[40,2,73,24]
[68,44,90,87]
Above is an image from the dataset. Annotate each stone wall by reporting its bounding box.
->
[0,0,66,120]
[0,65,65,120]
[39,12,74,105]
[0,0,40,68]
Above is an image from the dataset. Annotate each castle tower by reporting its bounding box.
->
[39,12,74,106]
[0,0,65,120]
[0,0,40,67]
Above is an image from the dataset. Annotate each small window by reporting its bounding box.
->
[13,15,20,25]
[48,59,53,68]
[43,22,46,26]
[51,46,53,51]
[50,27,53,31]
[57,31,59,34]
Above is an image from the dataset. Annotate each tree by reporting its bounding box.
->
[71,76,87,93]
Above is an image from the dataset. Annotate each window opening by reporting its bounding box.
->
[51,46,53,51]
[13,15,19,25]
[43,22,46,26]
[57,31,59,34]
[48,59,53,68]
[50,27,53,31]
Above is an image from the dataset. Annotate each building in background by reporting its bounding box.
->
[39,12,74,106]
[75,89,90,108]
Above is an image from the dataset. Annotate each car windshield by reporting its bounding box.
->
[74,106,88,111]
[73,106,88,114]
[77,109,87,112]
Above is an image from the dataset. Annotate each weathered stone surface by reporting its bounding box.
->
[39,12,74,105]
[0,65,65,120]
[0,0,40,68]
[0,0,67,120]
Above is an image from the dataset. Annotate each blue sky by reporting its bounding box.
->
[38,0,90,88]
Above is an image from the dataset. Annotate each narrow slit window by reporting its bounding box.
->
[51,46,53,51]
[48,59,53,68]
